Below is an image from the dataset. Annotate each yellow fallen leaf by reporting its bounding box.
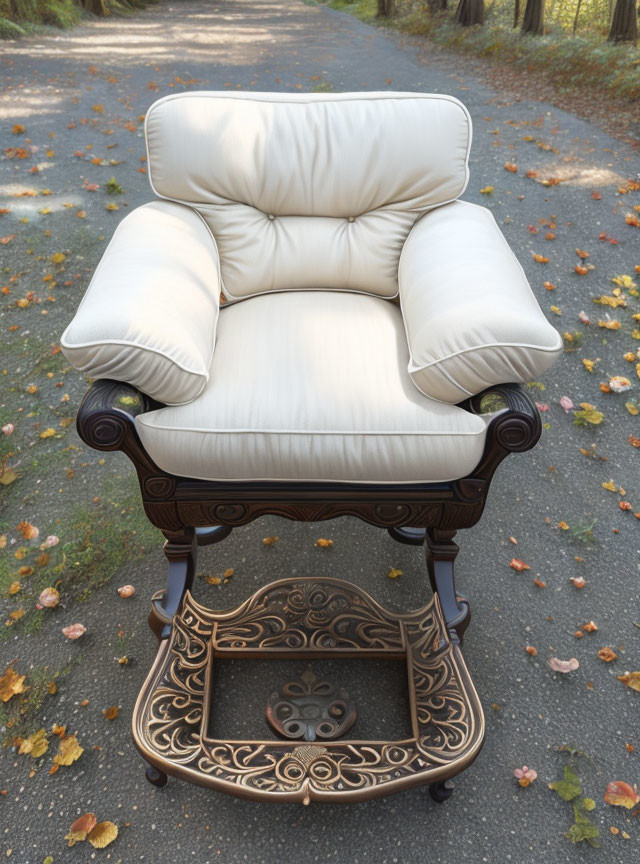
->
[315,538,333,548]
[582,359,596,373]
[480,185,494,195]
[8,581,21,595]
[88,821,118,849]
[602,480,618,492]
[0,666,26,702]
[18,727,48,758]
[40,428,56,439]
[53,733,83,766]
[51,252,65,264]
[618,671,640,692]
[387,568,403,579]
[625,401,639,415]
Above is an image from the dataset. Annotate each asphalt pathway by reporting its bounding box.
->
[1,2,640,862]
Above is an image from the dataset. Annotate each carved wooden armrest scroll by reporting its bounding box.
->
[76,379,162,472]
[460,383,542,483]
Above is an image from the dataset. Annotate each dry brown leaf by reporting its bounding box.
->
[598,646,618,663]
[102,705,119,721]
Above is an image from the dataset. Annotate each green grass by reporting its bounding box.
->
[1,473,160,639]
[0,660,75,743]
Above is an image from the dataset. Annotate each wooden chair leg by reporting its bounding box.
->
[148,527,198,641]
[425,528,470,641]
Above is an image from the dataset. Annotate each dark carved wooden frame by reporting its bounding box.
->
[75,378,540,799]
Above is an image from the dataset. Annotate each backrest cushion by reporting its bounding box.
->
[145,92,472,300]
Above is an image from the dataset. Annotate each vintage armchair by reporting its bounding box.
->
[61,92,562,805]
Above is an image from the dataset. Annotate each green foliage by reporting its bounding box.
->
[105,177,125,195]
[567,804,600,846]
[39,0,80,29]
[549,764,582,801]
[549,763,600,848]
[0,15,26,36]
[330,1,640,104]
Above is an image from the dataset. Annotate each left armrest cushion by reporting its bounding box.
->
[399,201,562,403]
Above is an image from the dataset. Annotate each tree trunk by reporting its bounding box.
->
[514,0,520,27]
[81,0,108,15]
[572,0,583,34]
[377,0,395,16]
[521,0,545,34]
[455,0,484,25]
[608,0,638,41]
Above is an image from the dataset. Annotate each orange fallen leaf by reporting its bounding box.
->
[532,253,550,264]
[604,781,640,809]
[598,646,618,662]
[509,558,530,572]
[315,538,333,548]
[102,705,119,721]
[504,162,518,173]
[525,646,537,656]
[65,813,98,846]
[262,536,279,545]
[583,621,598,633]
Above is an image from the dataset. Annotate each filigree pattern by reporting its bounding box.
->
[134,579,484,802]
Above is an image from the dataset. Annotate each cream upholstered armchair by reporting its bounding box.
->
[62,92,561,805]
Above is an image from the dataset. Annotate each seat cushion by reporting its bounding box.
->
[135,292,488,484]
[145,91,471,301]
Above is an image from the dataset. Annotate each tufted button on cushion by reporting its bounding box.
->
[135,291,489,484]
[144,91,471,301]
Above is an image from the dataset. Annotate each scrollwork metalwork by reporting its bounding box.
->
[133,578,484,802]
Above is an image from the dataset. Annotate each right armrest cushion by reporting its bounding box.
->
[61,201,221,405]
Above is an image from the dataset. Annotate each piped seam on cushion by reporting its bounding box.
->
[135,419,488,437]
[407,335,563,374]
[60,336,211,379]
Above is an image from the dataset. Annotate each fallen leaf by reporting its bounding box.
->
[387,568,403,579]
[117,585,135,598]
[262,536,279,545]
[62,623,86,640]
[65,813,97,846]
[549,657,579,673]
[532,253,550,263]
[18,728,48,758]
[509,558,530,572]
[39,587,60,608]
[315,538,333,548]
[0,667,26,702]
[618,671,640,692]
[480,185,494,195]
[101,705,119,721]
[583,621,598,633]
[598,647,617,662]
[604,781,640,809]
[88,821,118,849]
[504,162,518,173]
[53,733,83,766]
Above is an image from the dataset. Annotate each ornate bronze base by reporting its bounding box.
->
[133,577,484,803]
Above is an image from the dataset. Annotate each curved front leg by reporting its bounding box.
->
[425,528,470,641]
[149,528,197,641]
